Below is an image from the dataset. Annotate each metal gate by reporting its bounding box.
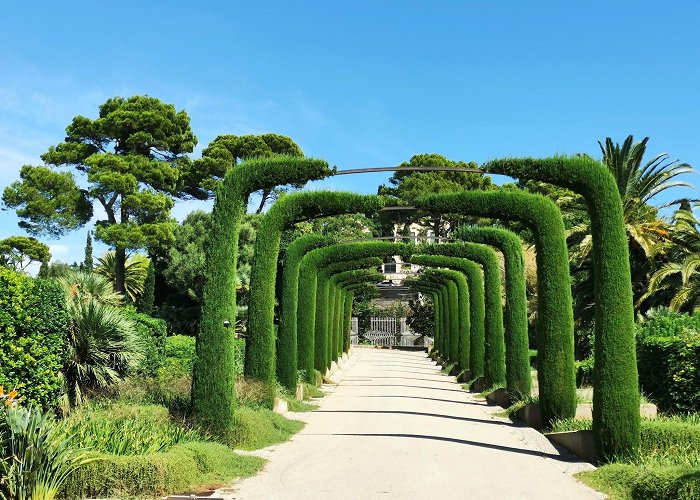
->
[350,317,428,347]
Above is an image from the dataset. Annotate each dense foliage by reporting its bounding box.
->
[0,268,67,410]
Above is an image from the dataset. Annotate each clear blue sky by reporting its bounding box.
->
[1,1,699,267]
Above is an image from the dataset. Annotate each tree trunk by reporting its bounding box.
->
[255,189,270,213]
[114,245,127,294]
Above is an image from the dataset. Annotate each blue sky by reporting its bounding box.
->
[1,1,699,268]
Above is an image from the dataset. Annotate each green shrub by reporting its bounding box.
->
[229,407,305,450]
[124,307,167,377]
[637,311,700,413]
[61,441,264,499]
[57,402,207,456]
[0,268,67,410]
[164,334,196,373]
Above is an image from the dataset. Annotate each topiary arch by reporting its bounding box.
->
[417,189,576,427]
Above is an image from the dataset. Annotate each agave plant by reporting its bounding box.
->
[0,405,94,500]
[63,300,142,408]
[95,251,149,302]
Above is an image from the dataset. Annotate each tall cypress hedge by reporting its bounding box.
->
[417,191,576,426]
[246,191,384,394]
[410,256,471,374]
[456,226,530,400]
[193,155,331,433]
[484,156,639,459]
[416,273,454,361]
[278,234,335,391]
[418,243,505,389]
[405,279,444,356]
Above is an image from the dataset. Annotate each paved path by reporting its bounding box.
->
[230,348,602,500]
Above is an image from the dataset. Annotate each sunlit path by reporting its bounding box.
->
[230,348,601,500]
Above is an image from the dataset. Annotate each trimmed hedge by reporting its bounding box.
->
[485,156,639,459]
[61,441,264,499]
[409,255,484,378]
[278,234,334,391]
[405,279,445,356]
[193,155,331,433]
[416,191,576,427]
[418,243,505,388]
[297,241,409,380]
[0,267,66,410]
[637,311,700,413]
[246,191,384,392]
[410,257,470,372]
[457,226,530,400]
[342,292,354,352]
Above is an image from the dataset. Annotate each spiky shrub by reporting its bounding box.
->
[193,155,331,433]
[410,257,471,373]
[278,235,334,391]
[0,405,94,499]
[457,226,530,400]
[417,191,576,426]
[245,192,384,394]
[484,157,639,459]
[418,242,505,388]
[297,241,409,379]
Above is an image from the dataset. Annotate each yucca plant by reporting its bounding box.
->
[0,406,94,500]
[95,251,148,302]
[63,300,142,408]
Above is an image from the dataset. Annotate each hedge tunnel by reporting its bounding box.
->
[246,191,385,395]
[193,155,332,433]
[456,226,530,401]
[404,279,447,357]
[484,156,639,459]
[416,190,576,427]
[279,234,336,391]
[410,258,471,374]
[297,241,411,382]
[417,243,505,390]
[409,254,487,382]
[410,273,453,361]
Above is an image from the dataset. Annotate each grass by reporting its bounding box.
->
[574,413,700,499]
[229,407,305,450]
[303,382,325,399]
[494,395,539,418]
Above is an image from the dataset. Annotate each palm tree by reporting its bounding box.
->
[642,204,700,311]
[95,251,149,302]
[57,270,142,409]
[565,136,694,326]
[569,135,693,261]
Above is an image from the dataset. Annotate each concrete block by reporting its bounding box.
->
[470,377,486,393]
[457,371,472,383]
[449,364,461,376]
[516,402,544,430]
[295,383,305,401]
[486,388,510,408]
[545,430,596,463]
[273,397,288,415]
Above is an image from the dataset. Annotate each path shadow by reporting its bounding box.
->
[340,395,487,407]
[342,384,467,394]
[313,409,513,427]
[306,432,579,462]
[343,376,451,383]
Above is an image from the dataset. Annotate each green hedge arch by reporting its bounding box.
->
[416,191,576,426]
[342,292,354,352]
[484,156,639,459]
[193,155,331,433]
[414,272,455,362]
[456,226,530,400]
[418,242,505,389]
[404,279,445,355]
[410,258,470,372]
[246,191,384,392]
[279,234,336,391]
[297,241,410,381]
